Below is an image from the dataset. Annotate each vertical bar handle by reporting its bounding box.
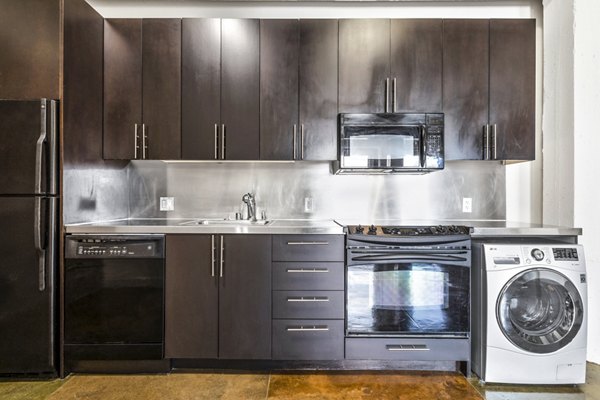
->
[300,124,305,160]
[293,124,298,160]
[392,78,397,113]
[35,101,47,194]
[34,197,46,291]
[385,78,390,113]
[142,124,148,159]
[211,235,216,277]
[219,235,224,278]
[492,123,498,160]
[420,125,426,168]
[214,124,219,160]
[134,123,139,160]
[483,125,490,160]
[221,124,226,160]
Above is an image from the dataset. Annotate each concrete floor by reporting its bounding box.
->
[0,363,598,400]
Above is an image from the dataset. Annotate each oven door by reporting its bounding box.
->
[347,262,470,337]
[340,124,423,169]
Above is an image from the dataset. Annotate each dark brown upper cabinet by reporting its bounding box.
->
[165,234,271,360]
[444,19,535,161]
[260,20,300,160]
[299,19,339,161]
[339,19,442,114]
[103,19,181,160]
[260,19,339,161]
[182,19,259,160]
[489,19,536,161]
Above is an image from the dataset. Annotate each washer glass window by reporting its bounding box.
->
[497,268,583,354]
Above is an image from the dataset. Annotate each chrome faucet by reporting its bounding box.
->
[242,193,257,222]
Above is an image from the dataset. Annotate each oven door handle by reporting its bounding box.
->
[349,248,469,255]
[350,254,469,263]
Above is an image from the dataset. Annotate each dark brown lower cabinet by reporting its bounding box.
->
[165,234,271,360]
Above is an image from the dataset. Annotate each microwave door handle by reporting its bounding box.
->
[420,125,426,168]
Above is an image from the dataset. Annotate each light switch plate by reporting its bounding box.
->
[160,197,175,211]
[462,197,472,213]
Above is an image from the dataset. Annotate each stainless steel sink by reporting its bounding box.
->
[179,219,271,226]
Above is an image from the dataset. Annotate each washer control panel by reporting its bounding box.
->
[484,244,585,271]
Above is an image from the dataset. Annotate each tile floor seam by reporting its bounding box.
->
[265,373,272,400]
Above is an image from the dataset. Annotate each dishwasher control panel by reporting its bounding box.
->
[65,235,165,258]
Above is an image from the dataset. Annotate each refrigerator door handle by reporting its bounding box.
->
[34,197,46,291]
[34,101,48,194]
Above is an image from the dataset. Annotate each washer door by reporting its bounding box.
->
[496,268,584,354]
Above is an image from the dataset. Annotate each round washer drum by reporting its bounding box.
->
[496,267,584,354]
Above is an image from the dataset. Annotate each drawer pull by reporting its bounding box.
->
[286,241,329,246]
[386,344,430,351]
[286,268,329,273]
[286,296,329,302]
[286,325,329,332]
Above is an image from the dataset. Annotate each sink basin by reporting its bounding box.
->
[179,219,271,226]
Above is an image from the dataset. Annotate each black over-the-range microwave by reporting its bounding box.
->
[335,113,444,174]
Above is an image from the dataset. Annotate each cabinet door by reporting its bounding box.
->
[221,19,260,160]
[391,19,442,112]
[142,19,181,160]
[299,19,339,161]
[182,19,221,160]
[443,19,489,160]
[339,19,390,113]
[260,20,299,160]
[219,235,271,359]
[489,19,536,161]
[103,19,142,160]
[165,235,218,359]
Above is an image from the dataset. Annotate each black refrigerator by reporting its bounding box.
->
[0,99,58,375]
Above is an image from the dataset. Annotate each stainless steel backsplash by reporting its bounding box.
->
[127,160,505,221]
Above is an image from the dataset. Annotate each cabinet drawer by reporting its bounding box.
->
[272,319,344,360]
[273,290,344,319]
[272,262,344,290]
[272,235,344,262]
[345,338,469,361]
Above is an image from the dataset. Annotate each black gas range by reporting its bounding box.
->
[346,224,471,237]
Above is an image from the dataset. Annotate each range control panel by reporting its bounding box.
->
[65,235,164,259]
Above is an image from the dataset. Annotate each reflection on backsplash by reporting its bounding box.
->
[127,160,506,222]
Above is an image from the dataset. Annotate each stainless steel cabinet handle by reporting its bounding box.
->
[386,344,429,351]
[34,197,46,291]
[392,78,397,113]
[219,235,224,277]
[287,297,329,302]
[286,268,329,273]
[286,241,329,246]
[492,123,497,160]
[300,124,305,160]
[385,78,390,113]
[211,235,216,277]
[483,124,490,160]
[221,124,226,160]
[134,123,139,160]
[214,124,219,160]
[286,325,329,332]
[35,105,47,194]
[142,123,148,159]
[293,124,298,160]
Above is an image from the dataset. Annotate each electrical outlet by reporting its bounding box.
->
[304,197,314,213]
[462,197,472,213]
[160,197,175,211]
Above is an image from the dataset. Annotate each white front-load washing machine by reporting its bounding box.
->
[472,244,587,384]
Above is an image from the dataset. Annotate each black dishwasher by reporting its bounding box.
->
[64,235,165,362]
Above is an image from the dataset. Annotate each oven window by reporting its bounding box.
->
[341,126,421,168]
[347,263,469,336]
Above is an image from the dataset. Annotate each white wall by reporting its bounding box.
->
[573,0,600,364]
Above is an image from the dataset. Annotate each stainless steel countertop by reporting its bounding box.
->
[64,218,345,235]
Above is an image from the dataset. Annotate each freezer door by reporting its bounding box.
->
[0,197,56,374]
[0,100,58,195]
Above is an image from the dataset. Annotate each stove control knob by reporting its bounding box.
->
[368,225,378,235]
[531,248,545,262]
[355,225,364,234]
